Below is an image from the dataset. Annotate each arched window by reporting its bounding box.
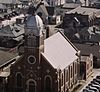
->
[66,69,68,82]
[16,73,22,87]
[29,81,36,92]
[26,79,36,92]
[44,76,52,92]
[61,73,64,86]
[27,36,35,47]
[27,35,38,47]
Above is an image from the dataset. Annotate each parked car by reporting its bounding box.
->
[96,76,100,79]
[93,79,100,84]
[91,80,100,85]
[88,83,100,91]
[86,86,99,92]
[83,88,95,92]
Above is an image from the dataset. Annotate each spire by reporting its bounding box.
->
[25,5,44,36]
[23,5,45,55]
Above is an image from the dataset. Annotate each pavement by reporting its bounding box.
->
[75,69,100,92]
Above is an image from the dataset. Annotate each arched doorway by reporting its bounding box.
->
[16,73,23,92]
[44,75,52,92]
[26,79,36,92]
[16,73,22,87]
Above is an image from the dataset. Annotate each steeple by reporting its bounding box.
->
[24,5,44,56]
[24,16,44,46]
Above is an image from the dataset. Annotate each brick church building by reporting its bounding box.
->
[1,9,80,91]
[6,26,80,92]
[0,4,94,92]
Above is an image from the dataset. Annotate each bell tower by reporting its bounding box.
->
[24,28,44,58]
[22,4,45,90]
[24,26,44,64]
[8,6,45,92]
[23,18,44,92]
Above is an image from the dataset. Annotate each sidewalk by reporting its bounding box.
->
[74,69,100,92]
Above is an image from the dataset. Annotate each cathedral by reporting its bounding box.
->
[0,11,79,92]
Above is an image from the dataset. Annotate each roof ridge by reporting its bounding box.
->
[58,31,79,52]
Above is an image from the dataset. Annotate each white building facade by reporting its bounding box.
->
[46,0,65,6]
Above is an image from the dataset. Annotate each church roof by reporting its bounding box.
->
[42,32,78,70]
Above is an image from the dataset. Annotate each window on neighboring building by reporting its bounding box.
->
[44,76,52,92]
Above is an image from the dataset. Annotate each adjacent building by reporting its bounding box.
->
[74,43,100,68]
[62,6,100,43]
[46,0,65,6]
[80,54,93,80]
